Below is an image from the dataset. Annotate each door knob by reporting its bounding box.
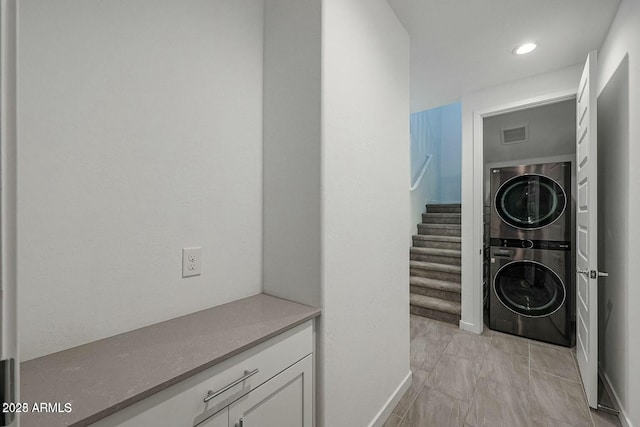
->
[577,269,609,278]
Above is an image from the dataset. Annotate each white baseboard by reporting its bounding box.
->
[368,371,412,427]
[459,320,482,334]
[599,366,634,427]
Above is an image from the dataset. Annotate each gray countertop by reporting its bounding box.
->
[20,294,320,427]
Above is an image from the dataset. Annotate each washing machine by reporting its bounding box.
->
[490,162,571,242]
[489,240,572,347]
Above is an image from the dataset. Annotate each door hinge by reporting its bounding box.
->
[597,403,620,416]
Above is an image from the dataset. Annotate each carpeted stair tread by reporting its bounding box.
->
[422,213,461,217]
[410,247,461,258]
[410,276,461,293]
[419,223,461,229]
[412,235,461,242]
[425,204,462,214]
[410,293,461,315]
[410,260,461,274]
[418,223,461,237]
[422,213,461,224]
[412,235,462,250]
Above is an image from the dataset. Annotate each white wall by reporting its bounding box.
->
[410,110,435,185]
[410,155,432,237]
[262,2,410,425]
[18,0,264,361]
[409,109,436,237]
[1,0,18,368]
[321,0,410,425]
[483,99,576,163]
[263,0,322,308]
[597,55,631,427]
[438,103,462,202]
[596,0,640,424]
[410,103,462,205]
[409,109,438,237]
[460,64,582,333]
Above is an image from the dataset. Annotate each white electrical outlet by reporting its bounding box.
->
[182,247,202,278]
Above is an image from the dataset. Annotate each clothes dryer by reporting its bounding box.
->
[490,162,571,242]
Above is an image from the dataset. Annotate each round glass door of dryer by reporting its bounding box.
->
[495,174,566,229]
[493,260,565,317]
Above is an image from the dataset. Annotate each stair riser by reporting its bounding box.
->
[410,268,461,283]
[418,225,461,237]
[410,278,461,293]
[410,305,460,325]
[422,215,461,224]
[412,239,462,250]
[426,206,461,214]
[410,253,461,265]
[410,285,461,302]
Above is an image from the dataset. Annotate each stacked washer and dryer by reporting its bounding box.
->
[488,162,573,347]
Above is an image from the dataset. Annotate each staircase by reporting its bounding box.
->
[410,203,461,325]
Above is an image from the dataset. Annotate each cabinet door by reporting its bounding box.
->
[197,408,228,427]
[228,355,312,427]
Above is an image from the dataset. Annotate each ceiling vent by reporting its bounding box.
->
[501,125,528,145]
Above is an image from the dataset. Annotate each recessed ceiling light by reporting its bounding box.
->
[514,43,537,55]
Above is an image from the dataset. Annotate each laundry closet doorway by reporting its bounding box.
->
[465,87,577,340]
[466,53,603,409]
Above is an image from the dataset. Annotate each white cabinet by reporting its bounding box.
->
[92,321,313,427]
[228,355,312,427]
[198,408,228,427]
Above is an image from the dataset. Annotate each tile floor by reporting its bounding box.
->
[384,315,622,427]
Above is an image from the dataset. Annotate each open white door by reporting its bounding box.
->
[575,50,600,409]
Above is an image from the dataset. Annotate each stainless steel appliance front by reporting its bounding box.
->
[490,162,571,242]
[489,245,572,346]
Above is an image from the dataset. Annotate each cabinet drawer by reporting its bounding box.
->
[92,321,313,427]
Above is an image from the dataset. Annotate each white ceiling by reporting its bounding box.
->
[386,0,621,112]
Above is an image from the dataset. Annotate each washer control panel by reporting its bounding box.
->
[489,238,570,251]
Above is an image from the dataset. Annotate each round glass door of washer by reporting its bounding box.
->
[495,174,567,230]
[494,261,565,317]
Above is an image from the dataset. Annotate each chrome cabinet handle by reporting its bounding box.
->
[204,369,259,403]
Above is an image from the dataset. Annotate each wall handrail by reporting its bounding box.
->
[410,154,432,191]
